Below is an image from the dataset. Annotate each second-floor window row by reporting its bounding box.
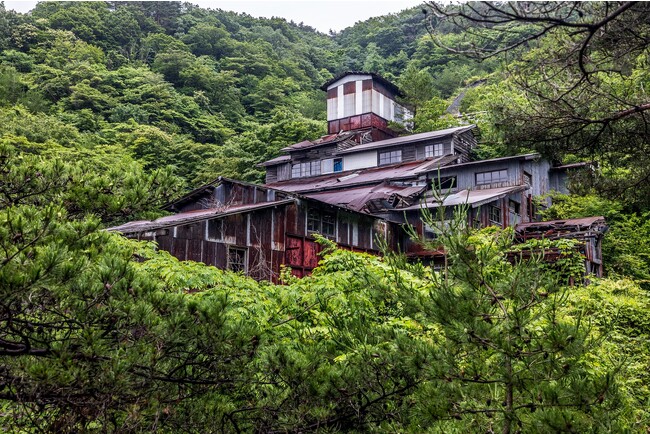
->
[425,143,444,158]
[476,169,508,185]
[379,150,402,165]
[292,158,343,179]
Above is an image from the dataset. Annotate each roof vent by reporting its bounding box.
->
[337,172,360,182]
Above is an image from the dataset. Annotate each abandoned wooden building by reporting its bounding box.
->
[109,71,606,280]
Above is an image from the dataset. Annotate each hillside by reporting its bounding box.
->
[1,2,650,432]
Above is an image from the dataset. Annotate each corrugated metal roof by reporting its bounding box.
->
[434,153,540,171]
[304,182,426,212]
[265,159,440,193]
[516,216,606,231]
[258,154,291,167]
[402,185,527,211]
[280,132,354,152]
[108,200,296,234]
[338,125,476,154]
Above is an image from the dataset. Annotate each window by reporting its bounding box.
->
[322,213,336,237]
[378,150,402,165]
[425,143,444,158]
[307,208,320,232]
[489,205,502,224]
[291,161,322,179]
[206,219,223,241]
[433,176,457,190]
[476,169,508,185]
[227,247,247,273]
[307,208,336,237]
[509,200,520,216]
[322,159,334,174]
[333,158,343,172]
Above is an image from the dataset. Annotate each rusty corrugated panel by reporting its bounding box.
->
[286,236,303,267]
[303,240,318,269]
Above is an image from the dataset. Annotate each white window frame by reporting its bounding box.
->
[425,143,444,158]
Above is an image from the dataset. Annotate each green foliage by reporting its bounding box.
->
[0,3,649,431]
[408,205,625,432]
[0,138,183,223]
[541,193,650,288]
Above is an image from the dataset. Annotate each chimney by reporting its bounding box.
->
[321,72,412,142]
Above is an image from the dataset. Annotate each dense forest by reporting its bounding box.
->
[1,1,650,432]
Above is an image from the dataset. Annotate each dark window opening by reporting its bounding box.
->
[322,214,336,237]
[334,158,343,172]
[227,247,247,273]
[307,209,320,232]
[378,150,402,165]
[433,176,457,190]
[207,219,223,241]
[307,208,336,237]
[489,205,502,224]
[509,200,520,215]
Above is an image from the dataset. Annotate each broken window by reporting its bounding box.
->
[433,176,457,190]
[333,158,343,172]
[489,205,502,224]
[307,208,336,238]
[206,219,223,241]
[227,247,247,273]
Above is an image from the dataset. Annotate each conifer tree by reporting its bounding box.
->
[409,202,621,433]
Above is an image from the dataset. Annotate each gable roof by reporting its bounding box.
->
[303,182,427,213]
[264,155,456,194]
[108,199,296,234]
[337,125,476,155]
[320,71,403,96]
[401,185,528,210]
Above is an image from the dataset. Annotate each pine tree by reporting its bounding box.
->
[410,203,620,433]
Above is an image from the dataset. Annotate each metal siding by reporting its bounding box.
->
[336,85,344,119]
[355,80,363,115]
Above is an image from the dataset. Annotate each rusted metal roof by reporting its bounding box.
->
[434,153,540,171]
[108,199,296,234]
[402,185,528,211]
[265,159,442,193]
[320,71,403,96]
[338,125,476,154]
[280,132,355,152]
[304,182,427,212]
[516,216,607,234]
[257,154,291,167]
